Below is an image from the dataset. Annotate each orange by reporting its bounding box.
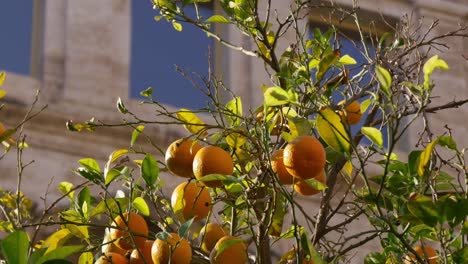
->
[192,146,234,187]
[151,233,192,264]
[338,100,361,125]
[271,149,295,185]
[293,170,326,196]
[171,181,212,221]
[404,245,438,264]
[165,138,202,178]
[199,223,228,254]
[102,229,128,256]
[130,240,154,264]
[110,212,149,251]
[283,136,326,180]
[210,235,248,264]
[96,252,128,264]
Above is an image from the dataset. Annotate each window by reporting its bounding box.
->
[0,1,34,75]
[130,1,214,109]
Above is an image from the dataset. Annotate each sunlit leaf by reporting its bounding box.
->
[316,50,340,83]
[226,132,247,149]
[132,197,150,216]
[361,127,383,148]
[0,71,5,86]
[417,139,438,177]
[423,55,449,88]
[225,97,243,126]
[339,54,357,65]
[173,21,182,31]
[131,125,144,146]
[206,15,230,23]
[264,86,289,106]
[78,158,101,173]
[177,108,207,136]
[437,135,457,151]
[0,90,6,99]
[376,66,391,96]
[316,108,350,153]
[78,252,94,264]
[40,229,72,254]
[288,117,311,138]
[58,182,75,200]
[141,153,159,187]
[37,245,83,264]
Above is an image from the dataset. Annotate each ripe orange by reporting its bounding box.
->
[293,170,326,196]
[130,240,154,264]
[96,252,128,264]
[199,223,228,254]
[404,245,438,264]
[210,235,247,264]
[110,212,149,250]
[193,146,234,187]
[151,233,192,264]
[271,149,295,185]
[283,136,326,180]
[102,229,128,256]
[338,100,362,125]
[171,181,212,221]
[165,138,202,178]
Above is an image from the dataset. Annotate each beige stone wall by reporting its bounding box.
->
[0,0,467,262]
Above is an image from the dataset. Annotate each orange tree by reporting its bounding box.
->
[0,1,468,263]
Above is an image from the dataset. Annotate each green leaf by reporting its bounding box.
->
[140,87,153,97]
[338,54,357,65]
[37,245,84,264]
[116,97,128,114]
[316,51,340,83]
[141,153,159,187]
[264,86,289,106]
[28,248,48,264]
[215,238,244,258]
[58,181,75,200]
[364,252,387,264]
[226,132,247,149]
[288,117,311,138]
[74,167,102,183]
[423,55,449,88]
[206,15,230,23]
[417,139,438,177]
[42,260,73,264]
[178,218,195,238]
[132,197,150,216]
[407,195,439,227]
[316,108,350,153]
[78,252,94,264]
[376,66,391,96]
[78,158,101,173]
[176,108,207,135]
[131,125,144,146]
[40,229,72,254]
[225,97,243,126]
[173,21,183,31]
[304,177,327,191]
[437,135,457,151]
[105,168,122,186]
[361,127,383,148]
[1,230,29,264]
[268,193,287,237]
[0,71,5,86]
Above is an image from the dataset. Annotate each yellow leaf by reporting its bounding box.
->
[41,229,72,254]
[0,90,6,99]
[0,71,5,86]
[316,108,350,153]
[226,132,247,149]
[176,108,207,136]
[417,139,437,177]
[341,161,353,177]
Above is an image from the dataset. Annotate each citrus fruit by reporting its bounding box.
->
[193,146,234,187]
[130,240,154,264]
[199,223,228,254]
[283,135,326,180]
[338,100,362,125]
[293,170,327,196]
[210,235,247,264]
[151,233,192,264]
[102,228,128,256]
[271,149,295,185]
[165,138,202,178]
[171,181,212,221]
[110,212,149,250]
[404,245,437,264]
[96,252,128,264]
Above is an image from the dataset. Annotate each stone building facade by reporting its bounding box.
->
[0,0,467,261]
